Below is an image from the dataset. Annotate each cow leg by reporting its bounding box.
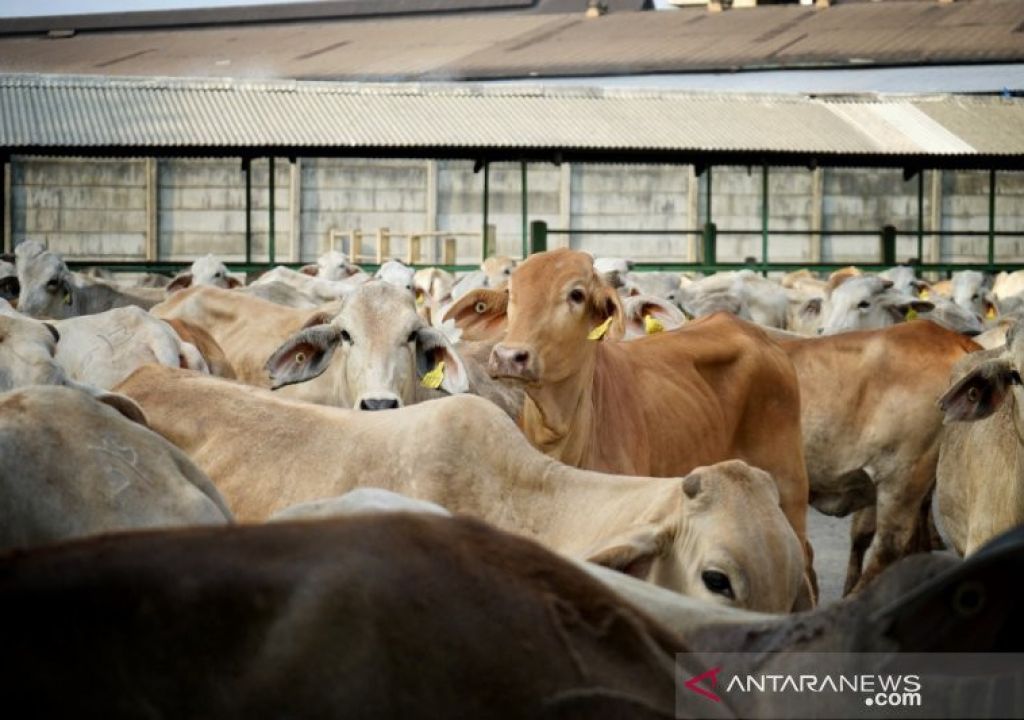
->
[849,449,938,594]
[843,506,876,596]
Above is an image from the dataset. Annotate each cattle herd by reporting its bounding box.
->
[1,238,1023,716]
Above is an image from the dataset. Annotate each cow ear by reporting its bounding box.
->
[887,298,934,322]
[591,285,625,341]
[71,382,149,427]
[939,359,1020,423]
[225,276,242,289]
[300,264,319,276]
[265,324,342,389]
[799,297,823,319]
[416,327,468,394]
[166,272,194,293]
[586,524,665,580]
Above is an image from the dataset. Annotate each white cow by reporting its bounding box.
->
[167,254,242,292]
[15,241,161,318]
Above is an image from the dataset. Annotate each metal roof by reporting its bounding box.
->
[1,74,1022,169]
[0,0,1020,82]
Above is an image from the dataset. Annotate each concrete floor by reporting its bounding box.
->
[806,508,854,606]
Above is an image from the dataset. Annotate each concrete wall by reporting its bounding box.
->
[7,155,1024,266]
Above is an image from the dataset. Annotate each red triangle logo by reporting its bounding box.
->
[684,666,723,703]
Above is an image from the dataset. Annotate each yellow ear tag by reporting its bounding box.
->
[644,314,665,335]
[906,308,918,321]
[986,306,997,320]
[416,292,425,306]
[919,289,930,300]
[420,360,445,389]
[63,292,72,306]
[587,317,613,341]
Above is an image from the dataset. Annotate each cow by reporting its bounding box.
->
[269,488,453,522]
[300,249,364,282]
[248,265,358,306]
[166,254,242,292]
[0,513,693,719]
[772,321,980,593]
[265,280,468,409]
[621,294,687,339]
[482,255,517,287]
[0,384,230,552]
[0,259,18,302]
[485,249,813,591]
[116,365,809,612]
[52,306,209,389]
[15,240,163,318]
[164,318,237,379]
[443,287,509,342]
[935,325,1024,555]
[0,310,65,390]
[413,267,456,325]
[677,270,789,329]
[376,259,416,293]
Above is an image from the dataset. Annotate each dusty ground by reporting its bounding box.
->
[806,508,853,605]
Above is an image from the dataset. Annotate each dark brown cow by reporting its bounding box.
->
[0,514,699,719]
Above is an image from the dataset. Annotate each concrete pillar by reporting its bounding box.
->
[290,158,302,262]
[425,160,438,262]
[145,158,158,262]
[929,169,943,263]
[809,167,824,263]
[2,159,11,254]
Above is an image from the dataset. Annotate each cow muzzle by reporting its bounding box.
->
[488,343,538,382]
[356,393,402,411]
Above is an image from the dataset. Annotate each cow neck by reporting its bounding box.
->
[521,339,603,466]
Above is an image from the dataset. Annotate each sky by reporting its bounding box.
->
[0,0,305,17]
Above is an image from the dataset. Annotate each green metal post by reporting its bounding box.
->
[268,156,276,266]
[988,169,997,270]
[530,220,548,255]
[881,225,897,266]
[243,158,252,265]
[482,162,490,263]
[917,171,924,264]
[702,222,717,266]
[705,165,713,223]
[521,161,528,259]
[761,164,769,275]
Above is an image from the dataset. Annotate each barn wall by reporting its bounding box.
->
[8,155,1024,267]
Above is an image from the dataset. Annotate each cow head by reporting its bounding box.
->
[315,250,361,281]
[265,281,468,410]
[481,256,517,288]
[0,312,65,391]
[586,460,806,613]
[14,241,78,319]
[489,249,623,385]
[951,270,993,318]
[167,254,240,293]
[821,276,933,334]
[443,287,508,342]
[940,323,1024,426]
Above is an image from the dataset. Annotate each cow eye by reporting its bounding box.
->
[972,294,979,301]
[857,300,871,309]
[701,570,734,599]
[474,301,487,313]
[340,330,352,344]
[406,330,417,344]
[569,289,586,304]
[46,278,60,291]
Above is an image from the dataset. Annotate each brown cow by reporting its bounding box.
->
[443,286,508,342]
[772,321,980,593]
[165,318,237,379]
[487,249,813,592]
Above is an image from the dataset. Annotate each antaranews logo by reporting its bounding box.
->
[675,653,1024,720]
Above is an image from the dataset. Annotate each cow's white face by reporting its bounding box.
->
[376,261,416,295]
[951,270,987,317]
[822,276,932,335]
[190,254,235,288]
[317,251,358,282]
[0,312,66,391]
[266,281,467,410]
[15,241,77,320]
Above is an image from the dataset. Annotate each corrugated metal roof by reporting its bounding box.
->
[0,0,1020,81]
[1,74,1022,168]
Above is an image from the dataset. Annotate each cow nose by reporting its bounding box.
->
[359,397,401,411]
[489,344,535,380]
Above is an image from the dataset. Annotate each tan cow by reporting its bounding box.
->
[486,249,812,589]
[116,365,808,612]
[935,327,1024,555]
[0,384,231,551]
[773,321,980,593]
